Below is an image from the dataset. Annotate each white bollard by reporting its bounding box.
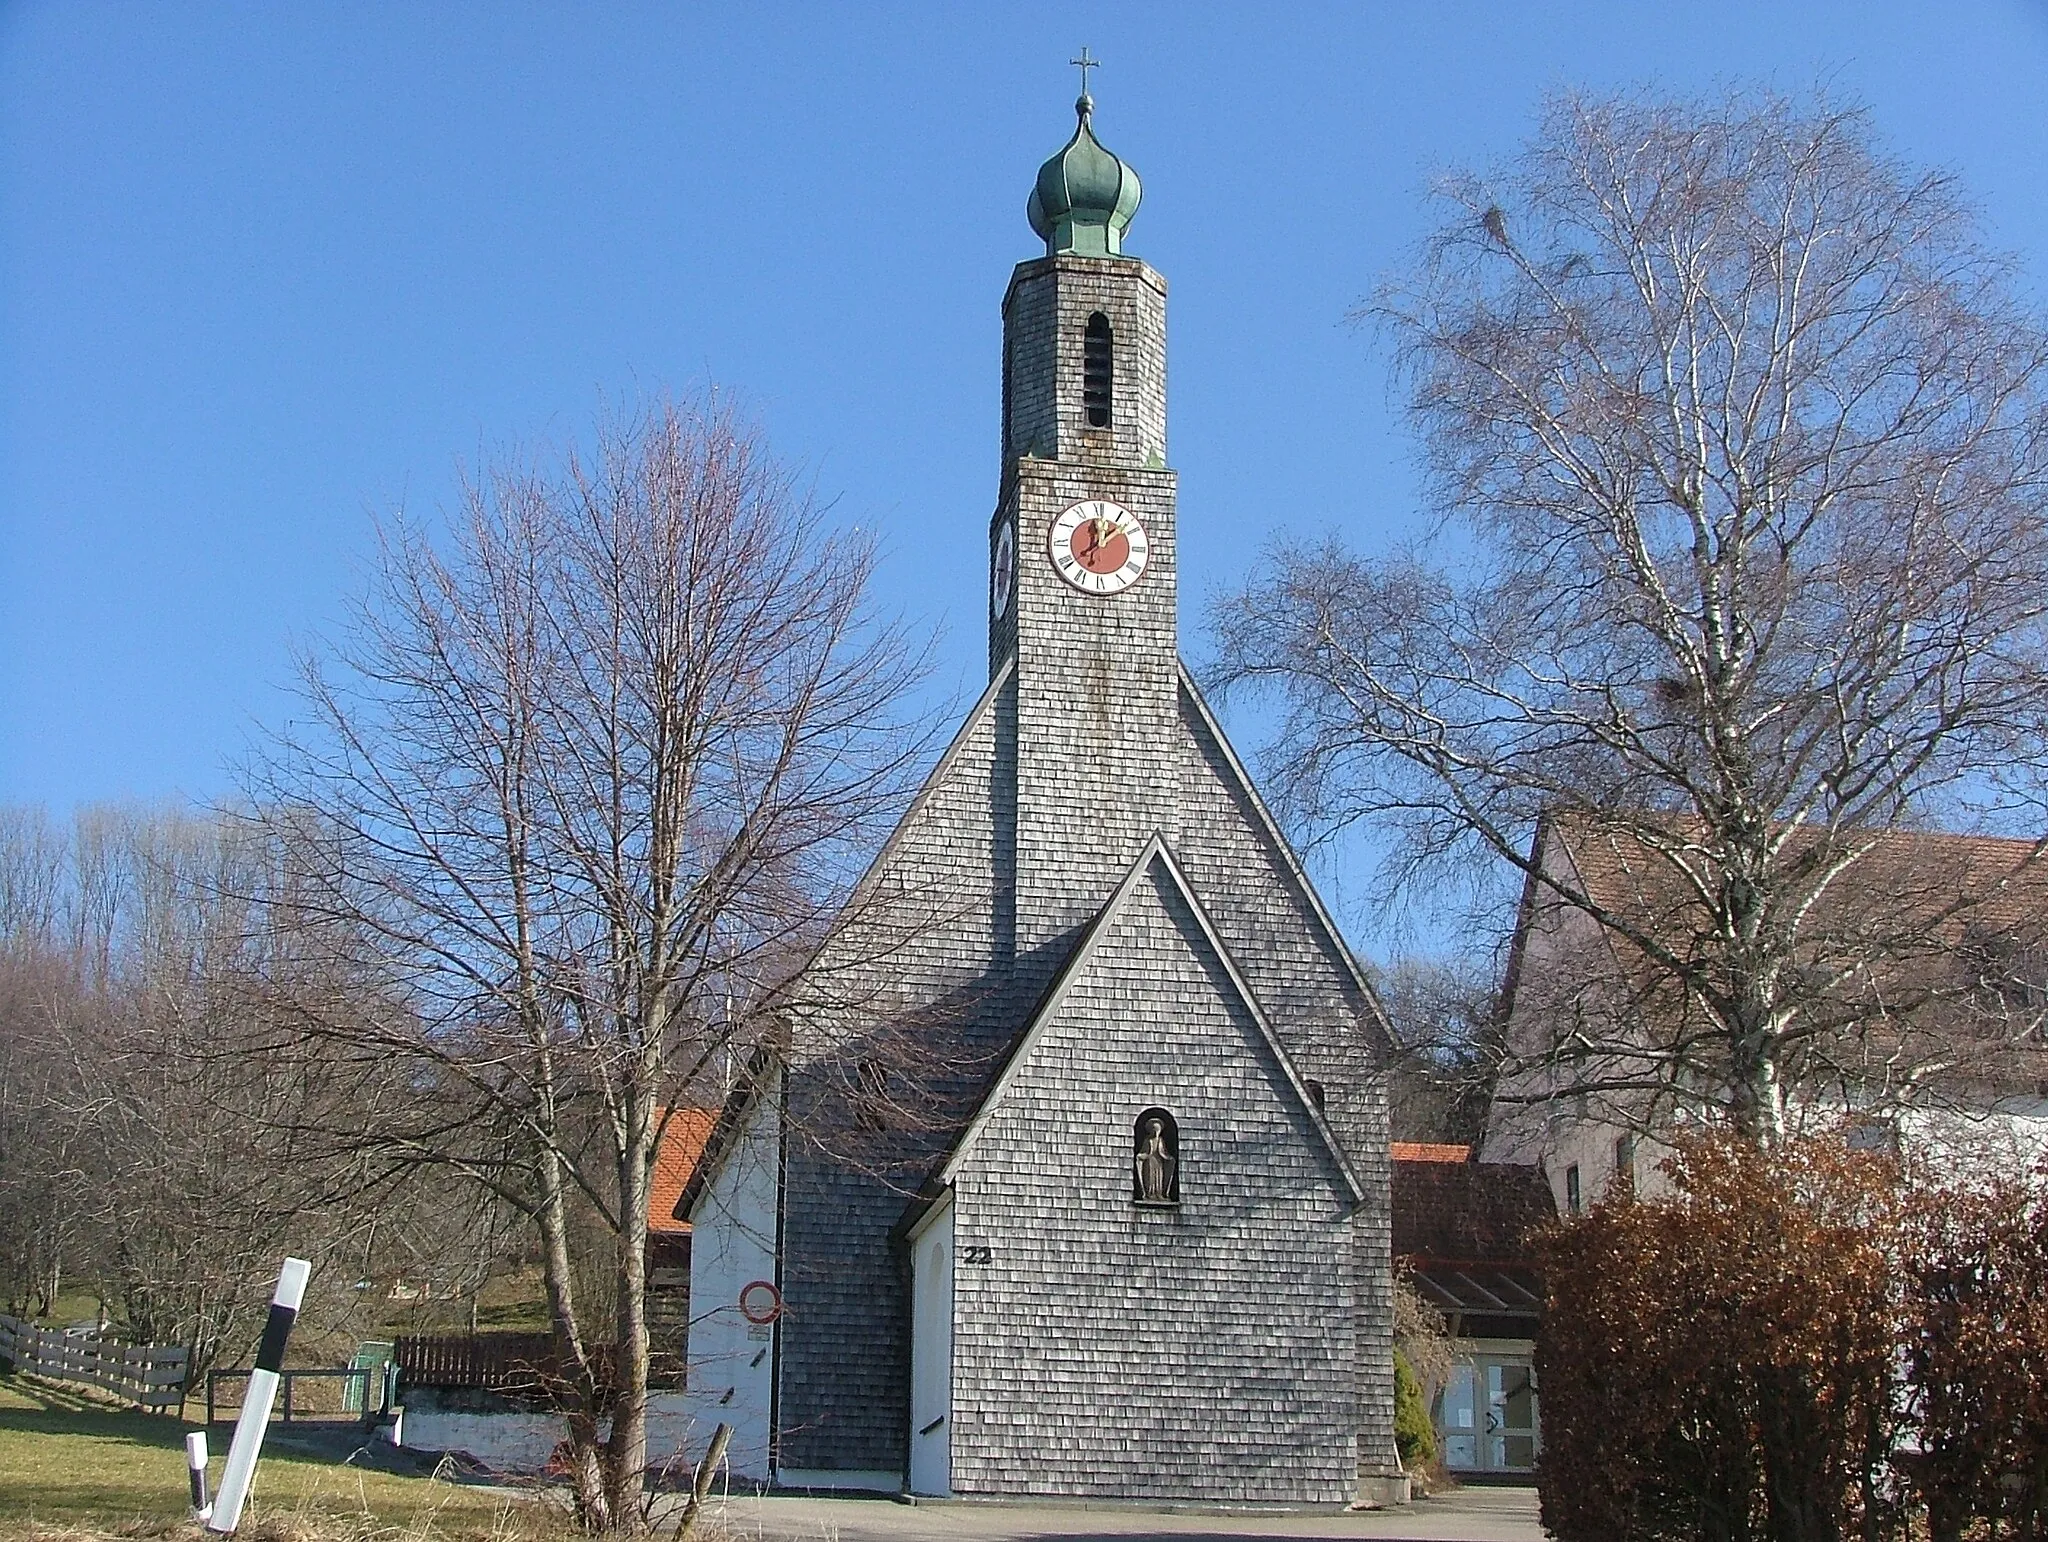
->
[206,1258,311,1534]
[185,1429,212,1519]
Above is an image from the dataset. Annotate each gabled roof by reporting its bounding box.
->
[929,832,1367,1205]
[681,663,1022,1224]
[673,1042,782,1224]
[1391,1144,1552,1328]
[1176,664,1396,1056]
[833,655,1014,924]
[1510,812,2048,1090]
[647,1108,719,1236]
[1390,1147,1554,1267]
[1565,819,2048,933]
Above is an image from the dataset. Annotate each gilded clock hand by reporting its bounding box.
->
[1089,515,1127,553]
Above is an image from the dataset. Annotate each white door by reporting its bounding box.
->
[907,1201,953,1496]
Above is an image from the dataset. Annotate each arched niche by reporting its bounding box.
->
[1131,1106,1180,1206]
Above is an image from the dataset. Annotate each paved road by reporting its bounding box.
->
[691,1486,1544,1542]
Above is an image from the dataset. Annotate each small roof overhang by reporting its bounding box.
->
[1409,1262,1545,1319]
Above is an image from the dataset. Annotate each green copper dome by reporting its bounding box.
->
[1027,94,1141,258]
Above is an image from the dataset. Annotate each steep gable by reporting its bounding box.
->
[795,658,1015,1023]
[941,836,1362,1200]
[1172,669,1393,1083]
[936,840,1363,1501]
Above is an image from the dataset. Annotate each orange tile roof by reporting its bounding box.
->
[647,1108,719,1237]
[1391,1142,1472,1164]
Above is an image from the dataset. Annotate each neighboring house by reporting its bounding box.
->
[1391,1143,1554,1478]
[676,93,1407,1506]
[396,1105,718,1411]
[1481,815,2048,1212]
[644,1107,718,1384]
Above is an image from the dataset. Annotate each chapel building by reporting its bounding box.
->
[680,90,1406,1507]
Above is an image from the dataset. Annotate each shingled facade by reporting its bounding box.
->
[683,92,1404,1505]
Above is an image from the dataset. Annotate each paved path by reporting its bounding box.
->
[691,1486,1544,1542]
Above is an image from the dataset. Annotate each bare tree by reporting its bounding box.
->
[246,396,931,1533]
[1214,87,2048,1145]
[0,948,89,1318]
[0,803,395,1377]
[1377,956,1504,1146]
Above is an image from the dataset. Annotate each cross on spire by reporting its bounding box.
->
[1070,47,1100,99]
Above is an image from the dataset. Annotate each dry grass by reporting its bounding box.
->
[0,1377,548,1542]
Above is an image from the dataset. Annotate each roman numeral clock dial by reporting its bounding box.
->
[1049,498,1149,595]
[991,518,1016,619]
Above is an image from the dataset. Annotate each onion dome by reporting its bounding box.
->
[1027,94,1141,258]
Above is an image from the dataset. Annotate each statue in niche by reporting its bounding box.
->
[1132,1108,1179,1205]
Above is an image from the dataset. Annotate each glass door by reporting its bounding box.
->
[1435,1353,1537,1474]
[1439,1362,1480,1470]
[1484,1359,1538,1472]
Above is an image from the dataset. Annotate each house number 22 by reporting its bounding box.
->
[961,1244,993,1264]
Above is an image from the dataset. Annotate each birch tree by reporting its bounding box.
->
[1214,88,2048,1145]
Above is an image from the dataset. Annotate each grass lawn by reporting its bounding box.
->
[0,1376,535,1541]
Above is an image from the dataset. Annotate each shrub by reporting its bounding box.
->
[1536,1136,1911,1542]
[1904,1173,2048,1542]
[1394,1349,1437,1471]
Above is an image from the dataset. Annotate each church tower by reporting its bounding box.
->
[988,89,1182,980]
[683,82,1407,1508]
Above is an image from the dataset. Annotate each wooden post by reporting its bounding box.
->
[675,1423,732,1540]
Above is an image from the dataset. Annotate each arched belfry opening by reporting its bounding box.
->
[1084,312,1114,428]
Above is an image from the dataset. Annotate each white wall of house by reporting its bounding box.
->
[685,1069,782,1481]
[397,1407,566,1470]
[1531,1094,2048,1217]
[398,1393,735,1477]
[906,1192,954,1497]
[1899,1096,2048,1178]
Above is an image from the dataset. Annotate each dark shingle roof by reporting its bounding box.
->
[1391,1147,1555,1267]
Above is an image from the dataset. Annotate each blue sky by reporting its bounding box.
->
[7,2,2048,949]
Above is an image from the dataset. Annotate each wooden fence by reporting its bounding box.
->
[396,1332,589,1393]
[0,1315,188,1411]
[206,1366,382,1427]
[394,1333,681,1397]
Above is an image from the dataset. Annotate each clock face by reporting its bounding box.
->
[991,519,1015,619]
[1049,499,1149,595]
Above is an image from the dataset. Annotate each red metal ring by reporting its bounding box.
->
[739,1280,783,1324]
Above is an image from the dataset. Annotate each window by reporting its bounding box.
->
[1435,1356,1539,1473]
[1564,1163,1582,1216]
[1083,312,1113,427]
[1614,1134,1636,1185]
